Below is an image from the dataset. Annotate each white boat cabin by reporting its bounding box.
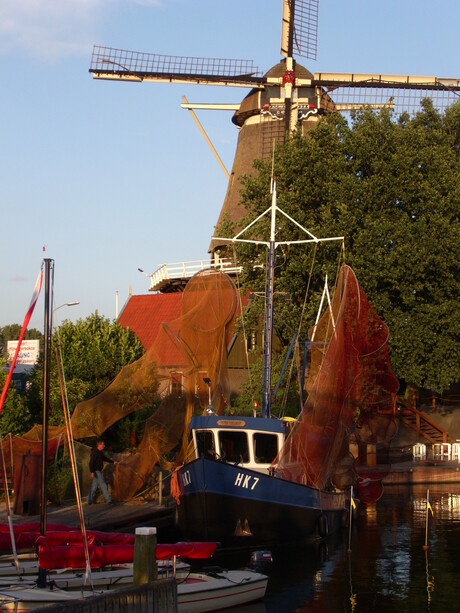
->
[189,415,289,474]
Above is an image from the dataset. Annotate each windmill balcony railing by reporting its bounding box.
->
[148,258,242,291]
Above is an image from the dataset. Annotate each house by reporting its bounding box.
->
[117,284,263,405]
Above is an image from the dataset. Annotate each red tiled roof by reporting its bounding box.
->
[118,288,250,369]
[118,293,182,351]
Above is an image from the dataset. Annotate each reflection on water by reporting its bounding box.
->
[213,485,460,612]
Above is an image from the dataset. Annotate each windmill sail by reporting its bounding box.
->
[281,0,319,60]
[89,1,459,250]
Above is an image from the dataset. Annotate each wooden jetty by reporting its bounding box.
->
[383,460,460,485]
[0,496,177,536]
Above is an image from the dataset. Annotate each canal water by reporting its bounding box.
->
[211,483,460,612]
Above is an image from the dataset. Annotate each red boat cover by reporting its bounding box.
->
[0,522,75,551]
[0,522,217,568]
[38,540,217,569]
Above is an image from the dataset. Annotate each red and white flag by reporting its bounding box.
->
[0,268,43,413]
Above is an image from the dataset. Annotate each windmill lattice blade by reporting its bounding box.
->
[313,73,460,115]
[282,0,319,60]
[330,86,458,115]
[90,46,262,87]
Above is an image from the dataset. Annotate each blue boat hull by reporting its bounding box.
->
[177,458,347,546]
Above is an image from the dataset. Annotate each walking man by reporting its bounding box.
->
[87,439,117,504]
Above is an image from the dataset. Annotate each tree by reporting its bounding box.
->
[27,313,144,427]
[0,357,33,435]
[229,100,460,394]
[0,325,43,358]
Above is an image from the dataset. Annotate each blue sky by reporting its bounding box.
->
[1,0,459,331]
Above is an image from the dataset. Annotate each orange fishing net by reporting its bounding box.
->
[106,269,239,499]
[274,265,399,490]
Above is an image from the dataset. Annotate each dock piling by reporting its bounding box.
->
[133,526,158,585]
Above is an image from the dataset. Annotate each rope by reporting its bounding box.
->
[54,333,94,590]
[0,430,18,571]
[231,243,254,407]
[279,243,318,415]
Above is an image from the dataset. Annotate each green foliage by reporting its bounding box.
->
[0,325,43,346]
[236,101,460,393]
[47,461,74,505]
[0,357,33,435]
[232,346,303,418]
[28,313,144,427]
[104,402,160,453]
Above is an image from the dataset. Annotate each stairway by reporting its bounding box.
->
[396,397,453,444]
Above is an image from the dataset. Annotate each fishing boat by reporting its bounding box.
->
[174,179,398,546]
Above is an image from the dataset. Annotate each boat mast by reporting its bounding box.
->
[262,182,277,418]
[212,181,344,421]
[38,258,53,588]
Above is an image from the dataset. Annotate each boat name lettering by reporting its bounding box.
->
[182,470,191,486]
[234,473,259,490]
[216,419,246,427]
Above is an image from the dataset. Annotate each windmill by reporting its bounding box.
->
[89,0,459,256]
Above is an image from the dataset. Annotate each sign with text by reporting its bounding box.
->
[7,340,40,365]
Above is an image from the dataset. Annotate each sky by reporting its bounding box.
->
[1,0,459,331]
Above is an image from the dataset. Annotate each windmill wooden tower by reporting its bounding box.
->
[90,0,459,259]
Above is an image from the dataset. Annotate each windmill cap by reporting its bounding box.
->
[232,60,314,127]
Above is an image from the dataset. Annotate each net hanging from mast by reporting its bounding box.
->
[273,264,399,490]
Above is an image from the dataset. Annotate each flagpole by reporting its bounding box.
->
[38,258,53,588]
[348,485,354,552]
[424,488,430,550]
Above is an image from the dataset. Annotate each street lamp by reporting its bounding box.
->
[52,302,80,328]
[54,301,80,312]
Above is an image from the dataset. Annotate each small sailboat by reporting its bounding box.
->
[0,524,267,612]
[174,179,398,546]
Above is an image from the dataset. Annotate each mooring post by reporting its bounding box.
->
[133,526,158,585]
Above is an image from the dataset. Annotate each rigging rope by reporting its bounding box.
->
[54,333,94,589]
[279,243,318,416]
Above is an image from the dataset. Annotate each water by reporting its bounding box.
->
[210,484,460,612]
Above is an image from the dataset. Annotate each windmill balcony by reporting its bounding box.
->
[148,258,242,292]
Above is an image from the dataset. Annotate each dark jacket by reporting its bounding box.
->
[89,447,113,473]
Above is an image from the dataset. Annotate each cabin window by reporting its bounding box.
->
[218,431,249,463]
[195,430,216,459]
[253,433,279,464]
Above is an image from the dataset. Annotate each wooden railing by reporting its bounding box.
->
[148,258,242,292]
[395,396,453,443]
